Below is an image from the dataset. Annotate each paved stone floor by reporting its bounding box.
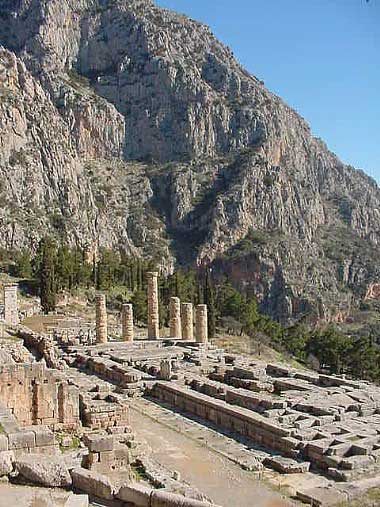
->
[130,401,298,507]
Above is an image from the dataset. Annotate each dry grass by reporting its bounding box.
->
[337,488,380,507]
[213,332,305,369]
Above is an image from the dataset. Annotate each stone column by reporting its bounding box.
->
[95,294,108,344]
[181,303,194,341]
[169,297,182,339]
[147,272,159,339]
[4,283,19,325]
[122,303,134,342]
[195,304,208,344]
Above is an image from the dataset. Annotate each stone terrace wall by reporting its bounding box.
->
[150,382,294,456]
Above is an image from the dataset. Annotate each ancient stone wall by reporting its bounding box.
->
[151,382,294,456]
[0,363,79,429]
[83,433,132,473]
[80,392,129,430]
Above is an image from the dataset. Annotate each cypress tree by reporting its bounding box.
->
[38,237,57,314]
[204,269,216,339]
[14,249,32,278]
[196,279,203,305]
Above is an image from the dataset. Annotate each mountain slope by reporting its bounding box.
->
[0,0,379,322]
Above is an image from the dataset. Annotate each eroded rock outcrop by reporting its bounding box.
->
[0,0,379,321]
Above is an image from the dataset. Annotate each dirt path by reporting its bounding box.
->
[130,407,297,507]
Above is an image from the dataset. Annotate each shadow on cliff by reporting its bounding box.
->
[147,156,246,266]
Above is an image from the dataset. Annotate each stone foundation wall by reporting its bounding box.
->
[0,362,79,429]
[150,382,294,456]
[80,392,129,430]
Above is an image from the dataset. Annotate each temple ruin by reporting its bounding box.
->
[195,304,208,344]
[147,272,159,340]
[0,273,380,507]
[122,303,134,342]
[169,296,181,339]
[95,294,107,344]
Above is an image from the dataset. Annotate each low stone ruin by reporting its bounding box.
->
[2,276,380,506]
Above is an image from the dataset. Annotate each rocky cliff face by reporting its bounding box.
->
[0,0,379,322]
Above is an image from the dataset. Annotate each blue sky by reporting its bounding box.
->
[156,0,380,182]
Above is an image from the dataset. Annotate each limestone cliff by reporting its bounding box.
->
[0,0,379,322]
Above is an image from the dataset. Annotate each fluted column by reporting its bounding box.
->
[169,297,182,339]
[195,304,208,344]
[95,294,108,344]
[181,302,194,341]
[147,272,159,339]
[122,303,134,342]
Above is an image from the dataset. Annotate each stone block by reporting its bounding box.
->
[64,494,89,507]
[26,426,55,447]
[15,453,72,487]
[264,456,310,474]
[0,450,14,476]
[98,450,114,464]
[116,482,151,506]
[8,431,35,450]
[327,467,351,482]
[0,434,8,452]
[71,467,115,500]
[83,434,114,452]
[33,443,60,456]
[296,486,347,506]
[350,443,372,455]
[84,451,99,469]
[340,455,375,470]
[151,490,220,506]
[113,443,131,462]
[325,442,352,456]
